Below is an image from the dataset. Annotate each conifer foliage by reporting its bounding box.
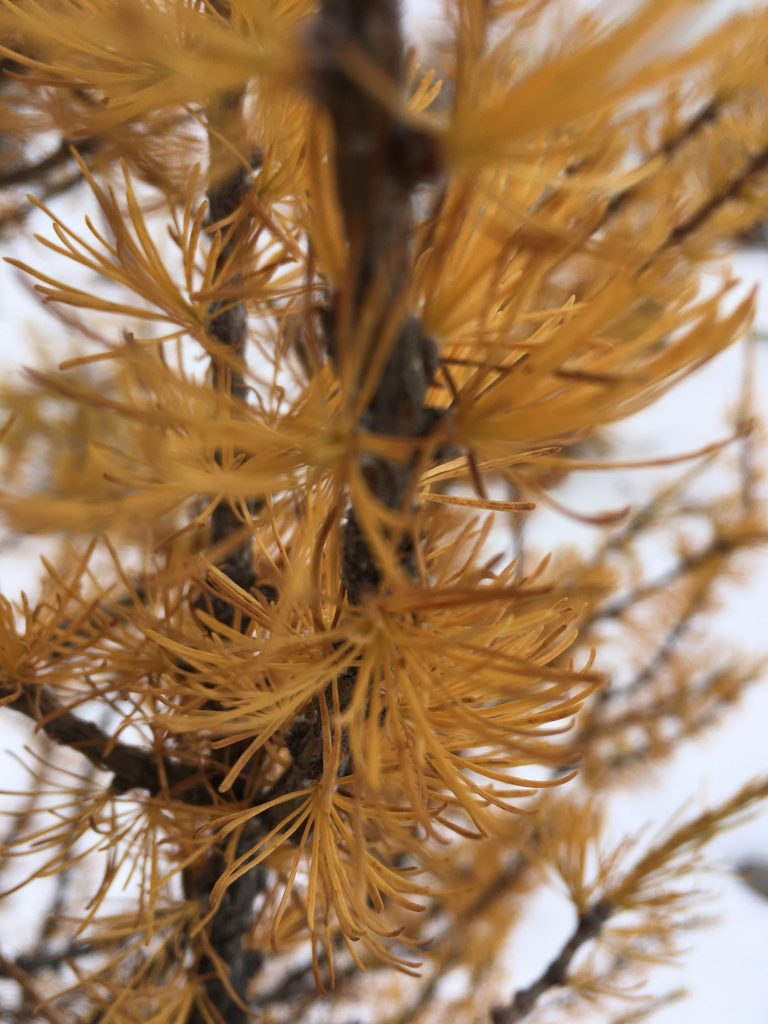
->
[0,1,767,1022]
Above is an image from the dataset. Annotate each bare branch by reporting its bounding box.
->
[665,144,768,250]
[0,138,96,191]
[14,941,96,975]
[585,528,767,627]
[0,681,188,795]
[491,900,614,1024]
[0,948,68,1024]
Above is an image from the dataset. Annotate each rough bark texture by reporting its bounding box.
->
[315,0,440,602]
[0,681,190,796]
[184,84,265,1024]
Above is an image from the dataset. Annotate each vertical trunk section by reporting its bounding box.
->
[317,0,438,601]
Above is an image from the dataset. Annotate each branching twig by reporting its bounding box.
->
[0,681,192,796]
[14,940,96,975]
[183,20,267,1020]
[492,779,768,1023]
[0,138,96,191]
[0,949,68,1024]
[584,528,766,628]
[642,143,768,268]
[490,899,614,1024]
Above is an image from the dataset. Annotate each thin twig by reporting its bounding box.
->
[0,138,96,191]
[0,949,68,1024]
[14,941,96,975]
[584,529,766,627]
[641,143,768,269]
[0,681,193,796]
[490,900,614,1024]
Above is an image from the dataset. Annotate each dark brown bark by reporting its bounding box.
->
[314,0,441,602]
[0,680,193,796]
[490,899,614,1024]
[183,84,266,1024]
[0,138,97,191]
[640,143,768,270]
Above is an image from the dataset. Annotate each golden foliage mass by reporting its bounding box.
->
[0,1,766,1022]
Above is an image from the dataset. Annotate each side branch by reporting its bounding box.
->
[666,143,768,250]
[584,527,767,628]
[0,949,68,1024]
[491,779,768,1024]
[0,138,97,191]
[0,680,192,796]
[490,899,614,1024]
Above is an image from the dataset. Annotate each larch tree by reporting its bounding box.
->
[0,1,767,1023]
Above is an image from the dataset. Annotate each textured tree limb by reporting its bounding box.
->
[317,0,412,306]
[246,1,442,873]
[187,843,264,1024]
[490,899,614,1024]
[204,7,448,991]
[0,137,97,191]
[204,85,261,611]
[316,0,439,600]
[0,675,272,808]
[182,37,267,1023]
[0,680,194,796]
[0,949,68,1024]
[237,2,434,825]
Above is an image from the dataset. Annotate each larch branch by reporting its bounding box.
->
[0,680,191,796]
[0,138,97,191]
[490,899,614,1024]
[0,948,68,1024]
[585,527,767,627]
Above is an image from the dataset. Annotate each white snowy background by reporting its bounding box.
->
[0,1,766,1021]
